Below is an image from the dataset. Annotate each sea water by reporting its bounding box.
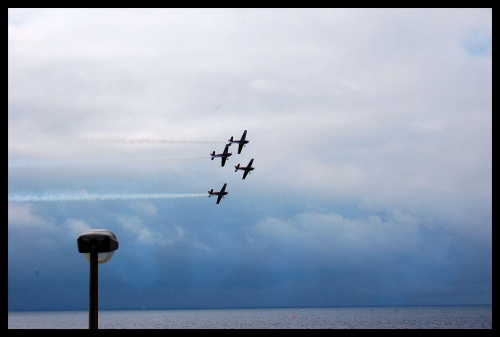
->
[8,305,492,329]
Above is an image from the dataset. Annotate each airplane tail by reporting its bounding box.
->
[229,136,233,142]
[208,189,213,196]
[211,151,215,159]
[235,164,240,172]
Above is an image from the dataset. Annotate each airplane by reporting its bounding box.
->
[208,183,228,204]
[228,130,249,154]
[235,158,255,180]
[210,143,232,167]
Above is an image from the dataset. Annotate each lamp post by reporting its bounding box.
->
[77,229,119,329]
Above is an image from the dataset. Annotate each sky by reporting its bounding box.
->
[8,8,492,311]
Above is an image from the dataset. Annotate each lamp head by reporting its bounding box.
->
[77,229,119,264]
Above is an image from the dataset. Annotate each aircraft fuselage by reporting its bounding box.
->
[236,166,254,171]
[212,153,232,158]
[229,140,248,145]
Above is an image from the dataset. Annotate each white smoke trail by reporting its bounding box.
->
[8,192,207,202]
[77,137,225,145]
[8,156,211,168]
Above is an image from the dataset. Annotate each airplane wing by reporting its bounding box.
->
[242,170,249,180]
[247,159,254,167]
[222,143,230,154]
[237,131,247,154]
[216,195,223,204]
[221,156,227,167]
[220,183,227,193]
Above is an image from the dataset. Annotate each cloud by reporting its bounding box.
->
[250,211,422,265]
[8,8,491,310]
[65,218,92,238]
[8,203,54,231]
[130,201,158,216]
[115,215,155,245]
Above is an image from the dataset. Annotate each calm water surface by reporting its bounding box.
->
[8,305,492,329]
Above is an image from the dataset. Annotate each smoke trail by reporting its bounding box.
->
[8,192,208,202]
[8,156,211,168]
[118,156,211,163]
[77,137,225,145]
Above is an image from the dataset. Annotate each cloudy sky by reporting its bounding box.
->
[8,8,491,311]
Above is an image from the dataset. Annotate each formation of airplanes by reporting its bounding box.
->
[208,130,255,204]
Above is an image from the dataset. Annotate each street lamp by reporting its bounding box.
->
[77,229,119,329]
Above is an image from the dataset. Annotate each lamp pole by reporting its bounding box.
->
[77,229,119,330]
[89,247,99,329]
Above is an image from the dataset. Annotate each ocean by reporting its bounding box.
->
[8,305,492,329]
